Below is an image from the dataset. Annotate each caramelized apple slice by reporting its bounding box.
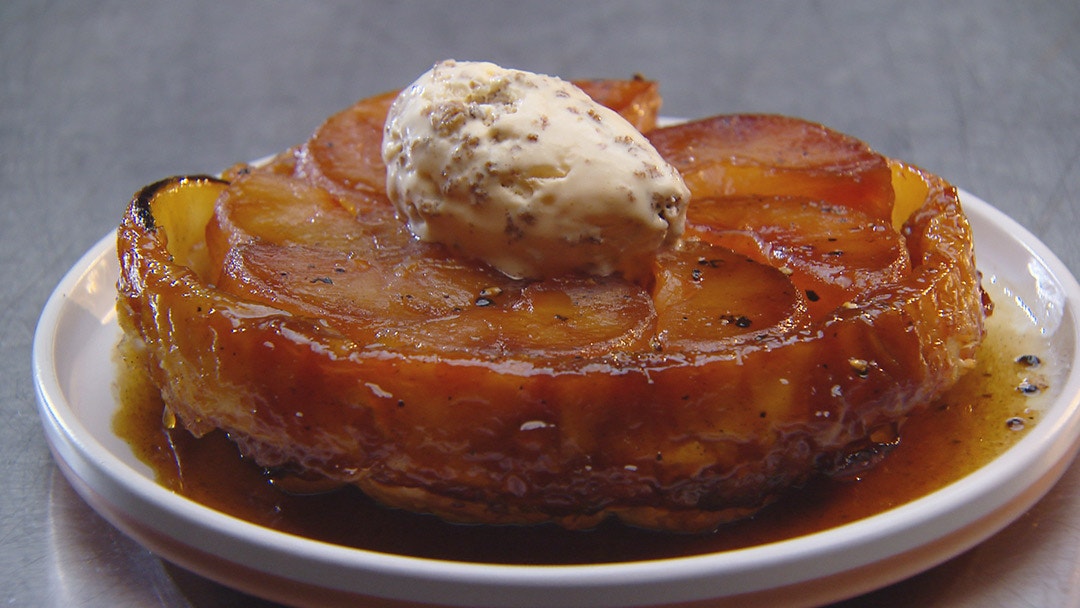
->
[218,239,660,357]
[205,171,388,284]
[299,90,398,202]
[652,239,809,351]
[648,114,895,222]
[373,277,656,358]
[686,196,911,317]
[212,172,655,357]
[575,77,662,132]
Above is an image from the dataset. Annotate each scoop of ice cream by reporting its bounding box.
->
[382,60,690,280]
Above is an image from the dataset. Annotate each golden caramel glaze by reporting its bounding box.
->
[647,114,896,222]
[116,80,987,532]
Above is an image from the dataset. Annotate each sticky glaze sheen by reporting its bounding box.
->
[112,295,1054,565]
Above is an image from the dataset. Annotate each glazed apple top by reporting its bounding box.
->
[381,60,690,280]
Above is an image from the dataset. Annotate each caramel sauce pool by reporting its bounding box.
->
[113,294,1056,565]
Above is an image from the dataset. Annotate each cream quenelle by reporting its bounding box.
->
[381,60,690,280]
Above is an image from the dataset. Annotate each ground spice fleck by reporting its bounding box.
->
[1016,354,1041,368]
[848,358,870,377]
[1017,379,1041,394]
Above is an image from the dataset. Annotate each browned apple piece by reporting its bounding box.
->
[209,170,657,357]
[204,171,388,284]
[648,114,896,222]
[298,90,398,205]
[217,241,658,359]
[651,239,810,350]
[575,77,662,132]
[686,196,911,317]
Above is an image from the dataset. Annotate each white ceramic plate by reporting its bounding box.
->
[33,190,1080,608]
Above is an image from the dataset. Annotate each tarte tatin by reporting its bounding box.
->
[116,70,987,533]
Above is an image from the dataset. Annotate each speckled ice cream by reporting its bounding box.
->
[382,60,690,279]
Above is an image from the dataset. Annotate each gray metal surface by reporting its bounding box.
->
[4,2,1079,606]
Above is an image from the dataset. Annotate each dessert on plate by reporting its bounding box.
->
[116,60,987,532]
